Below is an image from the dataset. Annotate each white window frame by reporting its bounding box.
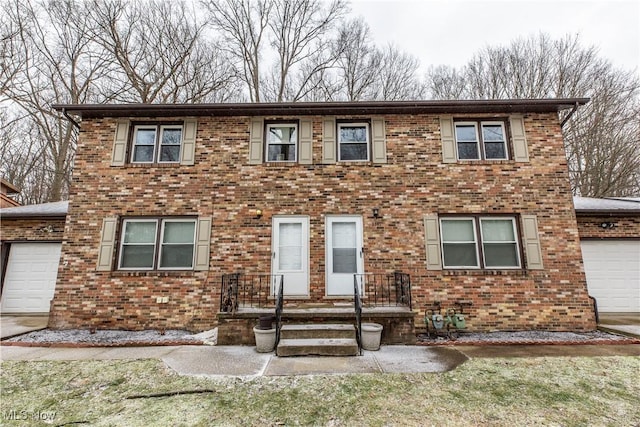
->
[118,218,196,271]
[338,122,370,162]
[130,124,183,164]
[479,217,521,269]
[265,123,298,162]
[454,121,509,161]
[440,217,480,269]
[118,219,158,270]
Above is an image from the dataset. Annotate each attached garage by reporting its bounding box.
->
[1,242,62,313]
[575,196,640,314]
[580,240,640,312]
[0,201,68,314]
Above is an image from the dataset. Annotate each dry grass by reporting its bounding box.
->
[1,356,639,426]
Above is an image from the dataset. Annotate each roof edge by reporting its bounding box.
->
[53,98,590,119]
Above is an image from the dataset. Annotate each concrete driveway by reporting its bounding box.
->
[0,315,49,339]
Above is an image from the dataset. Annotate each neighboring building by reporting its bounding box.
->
[0,179,20,208]
[0,201,68,313]
[574,196,640,313]
[46,99,596,340]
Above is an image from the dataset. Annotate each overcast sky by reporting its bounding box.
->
[349,0,640,72]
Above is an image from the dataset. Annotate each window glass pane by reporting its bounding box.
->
[162,128,182,145]
[441,220,474,242]
[267,144,296,161]
[267,126,297,144]
[159,145,180,162]
[457,142,479,159]
[455,125,477,142]
[340,143,368,161]
[484,243,519,267]
[279,247,302,270]
[280,223,302,246]
[484,142,506,159]
[482,125,504,142]
[339,126,367,142]
[121,245,154,268]
[163,221,195,244]
[442,244,478,267]
[333,248,357,273]
[332,222,356,247]
[160,245,194,268]
[135,129,156,145]
[133,145,154,162]
[124,221,157,243]
[481,220,515,242]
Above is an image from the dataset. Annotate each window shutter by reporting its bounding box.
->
[180,119,197,166]
[439,115,456,163]
[509,115,529,162]
[111,121,130,166]
[194,216,212,271]
[521,215,543,270]
[322,117,336,164]
[371,118,387,164]
[423,214,443,270]
[96,217,118,271]
[298,118,313,164]
[249,118,264,164]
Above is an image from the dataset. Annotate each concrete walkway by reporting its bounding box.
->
[0,315,48,339]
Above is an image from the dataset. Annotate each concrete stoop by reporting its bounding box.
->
[277,323,359,357]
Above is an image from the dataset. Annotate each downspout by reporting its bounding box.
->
[560,102,580,129]
[61,108,81,130]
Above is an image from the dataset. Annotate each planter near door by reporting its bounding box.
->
[254,315,276,353]
[361,323,383,350]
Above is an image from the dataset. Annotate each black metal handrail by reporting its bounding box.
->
[353,274,363,355]
[353,272,412,309]
[220,273,283,311]
[274,275,284,356]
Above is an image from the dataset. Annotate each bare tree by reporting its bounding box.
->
[90,0,238,103]
[372,43,424,101]
[426,33,640,197]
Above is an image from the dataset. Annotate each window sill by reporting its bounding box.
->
[442,269,528,276]
[110,270,195,277]
[120,163,182,168]
[455,160,515,165]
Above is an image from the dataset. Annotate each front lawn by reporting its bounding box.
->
[1,356,638,426]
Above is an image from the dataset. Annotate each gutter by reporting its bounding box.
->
[61,108,81,130]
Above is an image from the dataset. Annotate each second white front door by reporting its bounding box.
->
[326,215,364,296]
[272,216,309,296]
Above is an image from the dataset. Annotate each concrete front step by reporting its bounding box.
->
[280,324,356,340]
[277,338,359,357]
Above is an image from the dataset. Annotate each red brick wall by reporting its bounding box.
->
[0,218,65,242]
[576,215,640,239]
[50,112,596,333]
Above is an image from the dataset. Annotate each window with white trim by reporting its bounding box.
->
[118,218,196,270]
[338,122,369,161]
[454,121,508,160]
[266,123,298,162]
[131,124,183,164]
[440,216,521,269]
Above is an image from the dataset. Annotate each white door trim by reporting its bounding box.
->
[325,215,364,296]
[271,216,310,297]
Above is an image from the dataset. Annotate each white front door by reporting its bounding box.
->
[272,216,309,296]
[326,216,364,296]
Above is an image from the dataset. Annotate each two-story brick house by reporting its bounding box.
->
[50,99,595,343]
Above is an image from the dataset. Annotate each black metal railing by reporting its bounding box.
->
[220,273,283,311]
[353,274,363,355]
[353,272,412,309]
[274,275,284,356]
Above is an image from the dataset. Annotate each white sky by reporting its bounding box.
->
[349,0,640,72]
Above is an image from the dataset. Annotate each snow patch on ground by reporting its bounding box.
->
[419,330,626,343]
[5,328,206,345]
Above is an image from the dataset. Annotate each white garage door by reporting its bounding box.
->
[1,243,61,313]
[581,240,640,313]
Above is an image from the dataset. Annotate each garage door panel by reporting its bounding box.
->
[1,243,61,313]
[581,240,640,313]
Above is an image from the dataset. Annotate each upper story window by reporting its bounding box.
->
[454,121,508,160]
[118,218,196,270]
[338,122,370,161]
[266,123,298,162]
[131,124,183,164]
[440,216,521,269]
